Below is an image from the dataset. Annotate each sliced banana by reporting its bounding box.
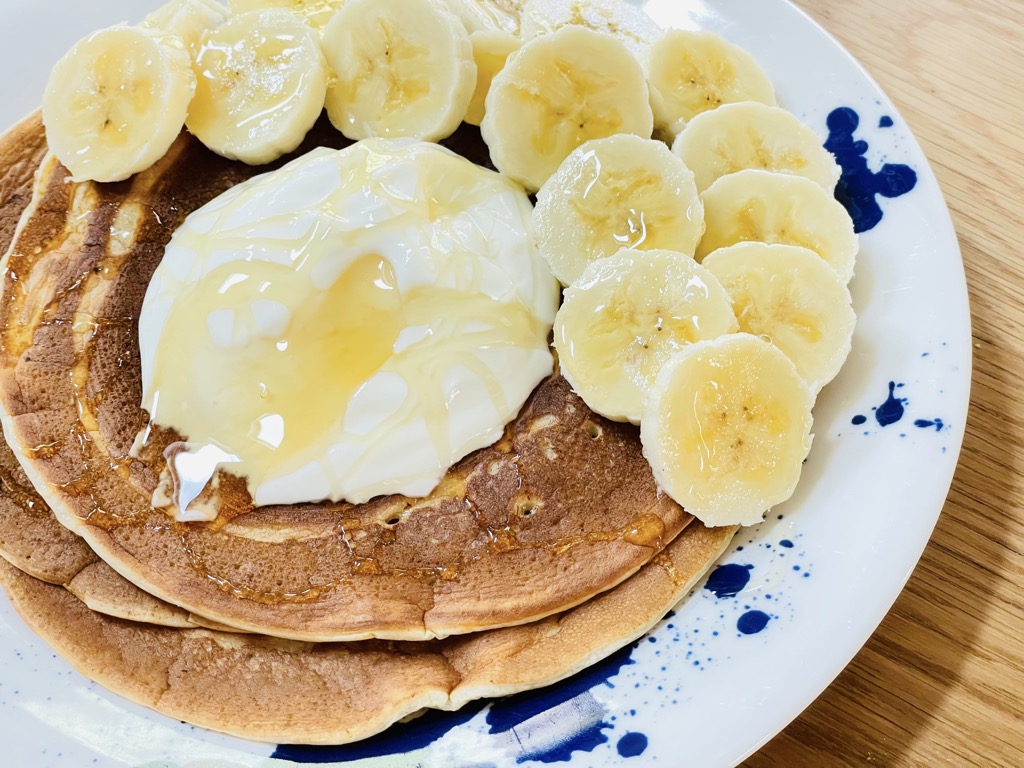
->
[41,25,196,183]
[465,30,521,127]
[703,243,855,392]
[144,0,228,52]
[672,102,841,193]
[519,0,660,57]
[640,333,814,527]
[646,30,776,138]
[187,10,327,165]
[228,0,344,29]
[535,134,704,286]
[444,0,522,34]
[554,248,738,425]
[323,0,476,142]
[697,169,858,283]
[482,25,653,192]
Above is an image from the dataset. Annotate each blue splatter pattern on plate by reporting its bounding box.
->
[261,103,926,767]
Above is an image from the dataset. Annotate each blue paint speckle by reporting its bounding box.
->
[271,701,487,762]
[875,381,906,427]
[737,610,771,635]
[825,107,917,232]
[915,418,945,432]
[486,643,637,763]
[851,414,867,426]
[879,115,894,128]
[779,539,794,548]
[705,563,753,598]
[616,732,649,758]
[273,643,639,764]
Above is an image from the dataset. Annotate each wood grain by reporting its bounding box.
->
[747,1,1024,765]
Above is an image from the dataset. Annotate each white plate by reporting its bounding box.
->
[0,1,970,766]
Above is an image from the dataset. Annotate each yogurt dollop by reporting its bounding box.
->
[138,139,558,519]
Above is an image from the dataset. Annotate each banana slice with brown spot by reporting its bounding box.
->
[641,333,814,527]
[186,9,328,164]
[42,25,196,183]
[646,29,776,139]
[323,0,476,142]
[481,25,653,192]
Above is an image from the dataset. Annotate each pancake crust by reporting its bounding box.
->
[0,382,224,630]
[0,114,221,631]
[0,112,48,252]
[0,520,735,744]
[0,118,692,641]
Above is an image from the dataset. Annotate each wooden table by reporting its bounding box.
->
[747,1,1024,764]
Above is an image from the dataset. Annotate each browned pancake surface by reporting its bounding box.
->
[0,117,692,641]
[0,520,735,744]
[0,114,207,630]
[0,111,47,250]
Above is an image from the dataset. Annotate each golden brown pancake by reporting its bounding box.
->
[0,115,243,632]
[0,111,47,249]
[0,115,692,641]
[0,112,738,749]
[0,428,256,630]
[0,520,735,744]
[0,344,736,741]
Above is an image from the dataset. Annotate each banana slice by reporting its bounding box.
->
[640,333,814,527]
[697,169,858,283]
[519,0,660,57]
[482,25,653,192]
[703,243,855,392]
[41,25,196,183]
[535,134,704,286]
[465,30,521,127]
[228,0,344,29]
[672,102,841,193]
[323,0,476,142]
[186,9,327,164]
[646,30,776,138]
[144,0,228,52]
[444,0,523,34]
[554,248,738,425]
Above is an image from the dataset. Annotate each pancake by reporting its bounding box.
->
[0,116,245,633]
[0,324,736,743]
[0,111,47,249]
[0,115,692,641]
[0,519,735,744]
[0,424,270,632]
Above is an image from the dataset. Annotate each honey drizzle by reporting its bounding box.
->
[177,523,340,607]
[139,141,553,511]
[8,167,172,528]
[172,478,670,608]
[2,135,681,613]
[0,463,44,516]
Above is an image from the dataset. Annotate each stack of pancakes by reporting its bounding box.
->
[0,112,735,744]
